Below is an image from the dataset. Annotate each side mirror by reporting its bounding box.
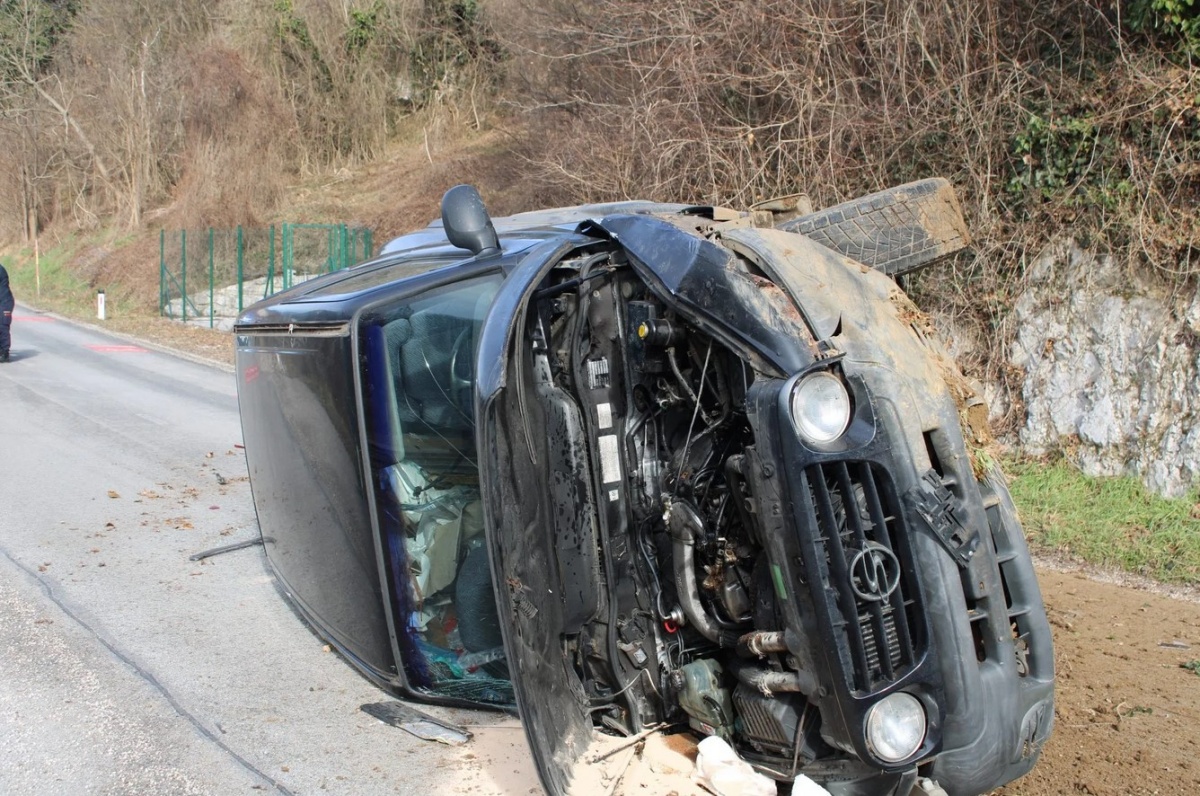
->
[441,185,500,256]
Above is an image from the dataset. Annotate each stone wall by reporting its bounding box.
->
[1006,240,1200,497]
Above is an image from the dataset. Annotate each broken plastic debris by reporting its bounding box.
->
[692,736,778,796]
[792,774,835,796]
[361,701,472,745]
[691,736,832,796]
[914,778,950,796]
[188,536,265,561]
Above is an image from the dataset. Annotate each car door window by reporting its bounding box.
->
[360,274,511,704]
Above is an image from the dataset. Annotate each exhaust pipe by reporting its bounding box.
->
[667,500,737,648]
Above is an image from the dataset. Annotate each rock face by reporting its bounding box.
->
[1009,240,1200,497]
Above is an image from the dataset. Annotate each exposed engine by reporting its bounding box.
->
[534,249,832,776]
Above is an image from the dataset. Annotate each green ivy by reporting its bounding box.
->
[1006,112,1134,213]
[345,3,383,58]
[273,0,332,92]
[409,0,503,103]
[0,0,79,83]
[1127,0,1200,57]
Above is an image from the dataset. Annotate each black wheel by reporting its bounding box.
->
[777,178,971,276]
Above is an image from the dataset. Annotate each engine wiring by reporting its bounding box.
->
[669,339,714,506]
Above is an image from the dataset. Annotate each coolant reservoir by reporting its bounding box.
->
[677,659,735,740]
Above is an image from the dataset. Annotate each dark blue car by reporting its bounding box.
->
[235,181,1054,796]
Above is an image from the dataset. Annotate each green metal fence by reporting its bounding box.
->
[160,223,373,329]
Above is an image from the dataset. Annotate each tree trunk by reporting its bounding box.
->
[28,78,112,182]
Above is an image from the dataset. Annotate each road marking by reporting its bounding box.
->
[13,315,55,322]
[86,344,148,353]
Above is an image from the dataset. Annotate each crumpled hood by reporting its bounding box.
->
[718,227,967,447]
[587,215,818,377]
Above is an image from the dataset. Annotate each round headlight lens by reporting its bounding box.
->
[790,371,852,445]
[865,692,927,764]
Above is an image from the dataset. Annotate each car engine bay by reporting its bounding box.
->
[531,248,865,779]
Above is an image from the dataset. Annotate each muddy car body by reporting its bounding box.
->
[235,181,1054,796]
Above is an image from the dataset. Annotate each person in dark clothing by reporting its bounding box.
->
[0,263,13,363]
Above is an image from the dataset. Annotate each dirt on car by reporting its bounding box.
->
[451,565,1200,796]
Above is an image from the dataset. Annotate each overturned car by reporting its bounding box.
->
[235,179,1054,796]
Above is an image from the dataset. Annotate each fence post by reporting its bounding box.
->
[208,228,215,329]
[159,229,165,317]
[267,224,276,298]
[181,229,187,324]
[237,225,244,312]
[282,223,291,289]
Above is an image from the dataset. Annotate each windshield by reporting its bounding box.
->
[359,274,511,705]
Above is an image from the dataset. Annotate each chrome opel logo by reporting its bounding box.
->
[849,543,901,602]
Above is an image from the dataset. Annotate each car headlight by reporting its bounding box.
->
[790,371,852,445]
[865,692,927,763]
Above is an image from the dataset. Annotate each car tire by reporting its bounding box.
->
[777,178,971,276]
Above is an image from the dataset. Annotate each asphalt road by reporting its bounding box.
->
[0,305,539,796]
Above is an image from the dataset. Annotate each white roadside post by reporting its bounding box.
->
[97,289,106,320]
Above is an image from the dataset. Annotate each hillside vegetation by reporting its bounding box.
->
[3,0,1198,582]
[0,0,1196,323]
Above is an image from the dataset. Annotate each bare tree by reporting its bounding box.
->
[0,0,110,182]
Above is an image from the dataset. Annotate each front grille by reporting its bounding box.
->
[861,609,903,676]
[801,461,924,693]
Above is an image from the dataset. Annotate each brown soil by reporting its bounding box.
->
[119,327,1200,796]
[996,568,1200,796]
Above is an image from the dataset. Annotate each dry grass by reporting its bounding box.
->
[488,0,1199,420]
[101,316,235,367]
[4,0,1197,422]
